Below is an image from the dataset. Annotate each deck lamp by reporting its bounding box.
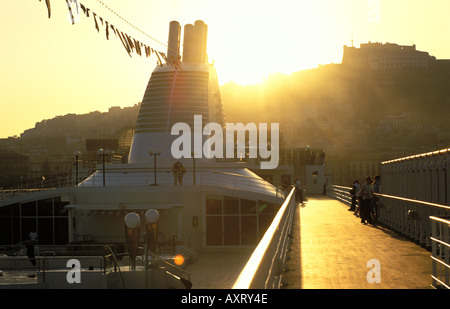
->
[124,212,141,269]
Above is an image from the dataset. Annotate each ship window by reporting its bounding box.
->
[223,216,239,245]
[206,199,222,215]
[258,201,274,214]
[38,218,53,244]
[21,217,37,239]
[223,196,239,214]
[0,217,12,244]
[240,199,256,214]
[5,197,69,245]
[38,198,53,217]
[21,201,36,216]
[205,197,279,247]
[54,196,69,216]
[0,204,12,217]
[54,218,69,245]
[258,214,273,240]
[241,216,257,245]
[206,216,222,246]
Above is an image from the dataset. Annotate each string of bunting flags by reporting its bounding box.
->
[38,0,182,69]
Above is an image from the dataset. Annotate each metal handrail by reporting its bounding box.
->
[330,184,450,288]
[430,216,450,289]
[77,168,284,198]
[1,167,286,201]
[104,245,125,288]
[329,184,450,248]
[232,187,296,289]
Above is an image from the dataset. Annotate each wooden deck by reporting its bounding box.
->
[185,249,252,289]
[283,196,432,289]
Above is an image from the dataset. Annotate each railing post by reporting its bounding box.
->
[444,220,450,287]
[431,218,438,288]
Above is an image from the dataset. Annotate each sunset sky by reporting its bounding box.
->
[1,0,449,138]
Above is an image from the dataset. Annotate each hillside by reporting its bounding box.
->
[220,64,450,156]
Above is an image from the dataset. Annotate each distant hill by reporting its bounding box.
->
[20,104,140,140]
[220,63,450,155]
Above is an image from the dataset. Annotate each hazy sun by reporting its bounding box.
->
[199,0,343,85]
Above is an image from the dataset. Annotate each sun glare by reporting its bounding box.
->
[202,0,345,85]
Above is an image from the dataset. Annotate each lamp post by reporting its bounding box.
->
[97,148,110,187]
[124,212,140,270]
[145,209,159,253]
[74,150,81,187]
[149,150,161,185]
[144,209,159,288]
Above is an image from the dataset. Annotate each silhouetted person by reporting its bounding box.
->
[294,178,303,204]
[370,175,381,222]
[26,231,38,266]
[360,176,374,225]
[349,179,360,212]
[172,161,185,185]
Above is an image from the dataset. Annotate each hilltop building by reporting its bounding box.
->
[342,42,440,70]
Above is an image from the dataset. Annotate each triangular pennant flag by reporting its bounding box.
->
[105,21,110,40]
[125,34,135,52]
[66,0,75,24]
[79,3,85,14]
[92,12,100,32]
[134,39,142,56]
[45,0,51,18]
[155,51,163,65]
[144,45,151,58]
[110,24,118,37]
[118,31,132,57]
[39,0,51,18]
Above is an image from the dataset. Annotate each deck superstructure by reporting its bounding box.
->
[0,21,285,289]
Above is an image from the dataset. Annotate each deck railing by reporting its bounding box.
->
[329,184,450,289]
[430,216,450,289]
[232,187,296,289]
[1,169,285,201]
[78,169,284,197]
[328,185,450,248]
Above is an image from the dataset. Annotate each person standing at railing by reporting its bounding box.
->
[294,178,304,204]
[349,179,360,212]
[172,161,186,185]
[26,231,38,266]
[370,175,381,222]
[360,176,374,225]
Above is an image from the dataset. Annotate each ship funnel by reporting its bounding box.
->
[167,21,181,61]
[182,20,208,63]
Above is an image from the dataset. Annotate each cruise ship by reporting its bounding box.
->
[0,20,286,288]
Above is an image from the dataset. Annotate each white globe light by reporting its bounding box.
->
[145,209,159,224]
[124,212,140,229]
